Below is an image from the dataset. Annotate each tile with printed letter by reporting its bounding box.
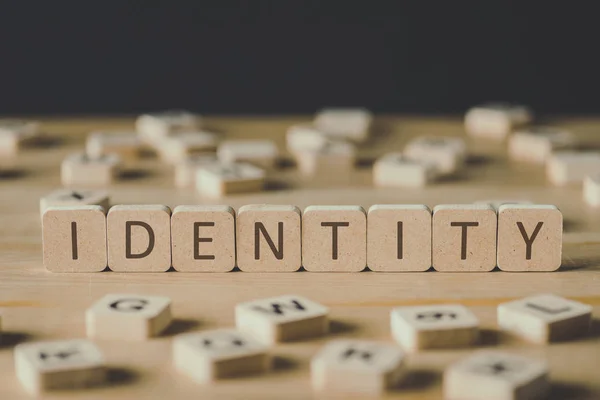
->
[136,110,202,144]
[314,108,372,143]
[373,152,438,187]
[404,136,467,175]
[235,295,329,344]
[86,293,172,340]
[173,328,270,383]
[61,152,122,187]
[311,339,406,395]
[196,162,265,198]
[391,304,479,352]
[464,103,532,140]
[39,188,110,218]
[498,294,592,343]
[217,139,278,169]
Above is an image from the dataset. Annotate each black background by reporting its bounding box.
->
[1,2,599,115]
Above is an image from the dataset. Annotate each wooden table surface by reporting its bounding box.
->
[0,116,599,400]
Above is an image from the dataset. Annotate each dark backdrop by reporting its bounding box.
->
[1,2,599,115]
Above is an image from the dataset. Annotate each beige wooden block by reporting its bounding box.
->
[295,140,356,177]
[547,151,600,185]
[136,110,201,144]
[196,162,265,198]
[42,206,107,273]
[498,294,592,343]
[158,131,219,164]
[465,103,533,140]
[583,173,600,207]
[217,139,278,169]
[40,189,110,219]
[286,124,328,153]
[171,205,236,272]
[174,154,218,188]
[173,329,269,384]
[432,204,497,272]
[497,204,562,272]
[404,136,467,175]
[86,293,172,340]
[85,131,142,160]
[311,339,406,395]
[302,205,366,272]
[373,153,438,187]
[314,108,372,143]
[107,205,172,272]
[391,304,479,352]
[367,205,432,272]
[235,295,329,344]
[15,339,106,395]
[61,152,121,187]
[473,199,532,211]
[0,119,40,156]
[237,205,301,272]
[508,126,575,164]
[444,351,549,400]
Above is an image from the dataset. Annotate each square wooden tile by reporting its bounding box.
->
[465,103,532,140]
[174,154,218,188]
[432,204,497,272]
[373,153,438,187]
[546,151,600,185]
[295,140,356,178]
[508,126,575,164]
[497,204,562,271]
[302,205,366,272]
[367,204,432,272]
[85,131,142,160]
[0,119,40,156]
[584,173,600,207]
[61,152,121,187]
[158,131,219,164]
[107,205,172,272]
[314,108,372,143]
[237,204,302,272]
[42,205,107,272]
[39,189,110,218]
[171,205,236,272]
[286,125,328,153]
[404,136,467,175]
[217,139,278,169]
[196,162,265,198]
[136,110,201,144]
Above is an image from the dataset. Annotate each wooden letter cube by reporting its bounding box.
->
[508,126,575,164]
[171,205,236,272]
[107,205,172,272]
[295,140,356,177]
[498,294,592,343]
[286,125,328,153]
[61,152,121,187]
[196,162,265,198]
[86,293,172,340]
[0,119,40,157]
[311,340,406,395]
[373,153,437,187]
[136,110,201,144]
[86,131,142,161]
[546,151,600,185]
[497,204,562,272]
[236,204,301,272]
[391,304,479,351]
[173,329,269,383]
[174,154,218,188]
[367,205,432,272]
[444,351,549,400]
[302,205,366,272]
[235,295,329,344]
[40,188,110,219]
[404,136,467,175]
[42,206,107,272]
[217,139,278,169]
[432,204,497,272]
[465,103,532,140]
[158,131,219,164]
[314,108,372,143]
[15,339,105,395]
[584,173,600,207]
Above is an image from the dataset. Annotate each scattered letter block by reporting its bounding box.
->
[237,204,302,272]
[373,153,437,187]
[311,339,406,395]
[286,125,328,153]
[173,329,269,383]
[391,304,479,351]
[584,173,600,207]
[314,108,372,143]
[15,339,106,395]
[302,205,366,272]
[42,206,107,272]
[295,140,356,178]
[235,295,329,344]
[465,103,532,140]
[107,205,172,272]
[61,152,121,187]
[433,204,497,272]
[508,126,575,164]
[404,136,467,175]
[367,205,432,272]
[444,351,549,400]
[217,139,278,169]
[86,131,142,161]
[40,189,109,219]
[546,151,600,185]
[196,162,265,198]
[136,110,201,144]
[0,119,40,156]
[497,204,562,272]
[158,131,219,164]
[174,154,218,188]
[498,294,592,343]
[86,293,172,340]
[171,205,236,272]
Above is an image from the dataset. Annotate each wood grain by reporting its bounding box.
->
[0,116,599,399]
